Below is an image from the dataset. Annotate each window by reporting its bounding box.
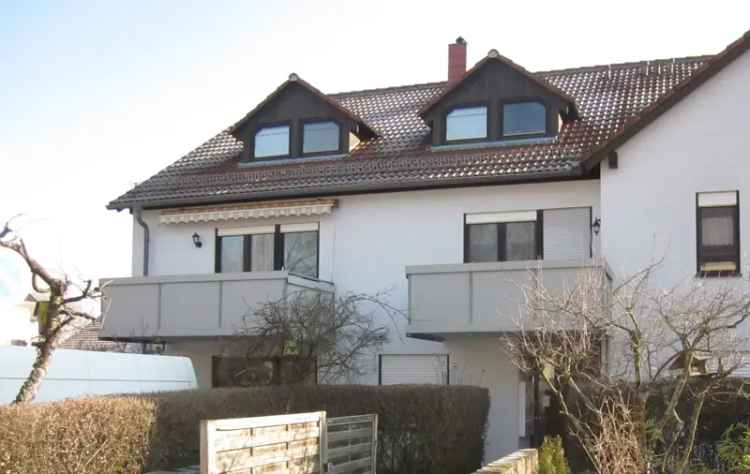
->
[302,121,339,154]
[378,354,449,385]
[465,211,539,262]
[281,223,319,278]
[254,125,290,158]
[697,191,740,276]
[502,102,546,137]
[446,106,487,141]
[216,224,319,278]
[216,226,276,273]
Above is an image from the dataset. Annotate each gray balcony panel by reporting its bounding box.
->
[104,283,160,338]
[409,272,470,330]
[220,278,287,333]
[472,269,528,330]
[160,282,221,334]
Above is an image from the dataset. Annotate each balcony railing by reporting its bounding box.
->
[100,271,334,340]
[405,259,610,340]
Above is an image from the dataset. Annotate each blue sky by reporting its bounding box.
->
[1,0,748,298]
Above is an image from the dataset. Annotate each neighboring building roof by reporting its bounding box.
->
[584,29,750,169]
[108,54,714,210]
[418,49,579,119]
[59,320,131,352]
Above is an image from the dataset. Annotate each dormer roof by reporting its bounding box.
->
[418,49,579,120]
[229,73,377,140]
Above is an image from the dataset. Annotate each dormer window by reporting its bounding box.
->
[502,101,546,137]
[254,125,290,158]
[302,120,340,154]
[446,106,488,142]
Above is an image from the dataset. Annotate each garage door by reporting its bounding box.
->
[378,354,449,385]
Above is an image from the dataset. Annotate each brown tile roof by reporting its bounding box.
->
[584,29,750,169]
[59,321,132,352]
[108,54,713,210]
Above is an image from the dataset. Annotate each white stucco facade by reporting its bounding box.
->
[601,48,750,288]
[126,179,599,461]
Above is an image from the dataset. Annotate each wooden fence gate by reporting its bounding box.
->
[200,411,377,474]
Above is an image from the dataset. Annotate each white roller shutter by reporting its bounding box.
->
[379,354,449,385]
[543,207,591,260]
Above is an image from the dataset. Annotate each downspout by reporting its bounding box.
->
[133,206,150,276]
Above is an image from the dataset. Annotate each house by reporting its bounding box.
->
[0,294,37,347]
[102,31,750,461]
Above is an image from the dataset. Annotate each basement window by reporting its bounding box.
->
[502,101,546,137]
[697,191,740,277]
[254,125,290,158]
[446,106,487,142]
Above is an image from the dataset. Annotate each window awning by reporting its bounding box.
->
[160,199,336,224]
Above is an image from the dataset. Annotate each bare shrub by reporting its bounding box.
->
[507,261,750,474]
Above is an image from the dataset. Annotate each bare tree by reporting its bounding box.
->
[506,262,750,474]
[0,217,103,404]
[235,290,404,385]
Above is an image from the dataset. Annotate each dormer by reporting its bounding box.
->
[230,74,376,162]
[420,39,578,148]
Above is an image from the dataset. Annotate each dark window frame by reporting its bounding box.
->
[696,191,741,278]
[299,117,344,157]
[215,225,320,278]
[442,101,490,145]
[463,213,542,263]
[498,98,549,139]
[251,120,293,160]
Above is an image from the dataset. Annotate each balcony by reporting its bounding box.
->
[100,272,334,340]
[405,259,610,340]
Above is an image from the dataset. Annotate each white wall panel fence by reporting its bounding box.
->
[0,346,196,404]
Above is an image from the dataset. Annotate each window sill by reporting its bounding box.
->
[430,136,555,152]
[239,153,347,168]
[695,272,743,279]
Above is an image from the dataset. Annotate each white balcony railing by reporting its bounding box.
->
[100,271,334,340]
[406,259,611,340]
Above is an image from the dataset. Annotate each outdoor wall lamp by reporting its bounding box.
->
[591,218,601,235]
[192,232,203,248]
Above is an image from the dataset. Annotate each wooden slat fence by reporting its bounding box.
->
[200,411,326,474]
[200,412,377,474]
[325,414,377,474]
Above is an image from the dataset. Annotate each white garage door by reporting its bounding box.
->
[379,354,449,385]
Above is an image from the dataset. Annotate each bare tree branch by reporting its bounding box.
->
[0,217,102,404]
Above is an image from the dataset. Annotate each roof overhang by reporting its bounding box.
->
[583,29,750,171]
[110,165,584,212]
[159,198,337,224]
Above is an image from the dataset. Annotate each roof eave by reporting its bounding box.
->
[107,164,584,211]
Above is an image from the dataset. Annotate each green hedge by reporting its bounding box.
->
[0,385,489,474]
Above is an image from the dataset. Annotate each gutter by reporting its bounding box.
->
[133,206,150,276]
[109,164,586,211]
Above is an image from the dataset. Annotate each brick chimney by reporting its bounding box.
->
[448,36,467,84]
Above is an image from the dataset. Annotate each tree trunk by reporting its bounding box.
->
[13,337,55,404]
